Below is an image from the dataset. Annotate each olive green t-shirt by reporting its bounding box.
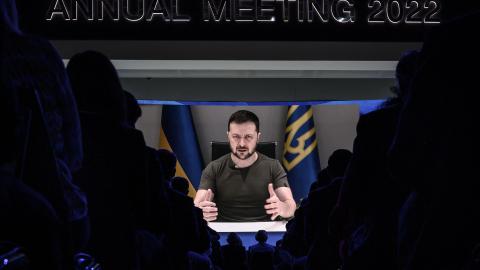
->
[199,153,289,222]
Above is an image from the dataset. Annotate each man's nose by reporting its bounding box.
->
[238,138,247,146]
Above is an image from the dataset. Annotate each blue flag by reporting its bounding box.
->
[282,105,321,201]
[159,105,204,198]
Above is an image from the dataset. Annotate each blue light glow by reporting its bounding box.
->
[137,99,386,114]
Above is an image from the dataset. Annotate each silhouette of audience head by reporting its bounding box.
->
[171,176,190,195]
[226,232,243,246]
[311,149,352,192]
[327,149,352,178]
[377,50,420,110]
[156,149,177,181]
[66,50,126,122]
[382,50,420,109]
[123,90,142,128]
[255,230,268,244]
[394,50,421,100]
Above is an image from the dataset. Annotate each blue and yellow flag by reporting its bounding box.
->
[159,105,204,198]
[283,105,321,201]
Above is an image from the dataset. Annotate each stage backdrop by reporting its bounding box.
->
[137,104,359,170]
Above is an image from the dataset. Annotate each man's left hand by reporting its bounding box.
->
[264,183,289,220]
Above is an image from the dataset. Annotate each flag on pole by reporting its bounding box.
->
[159,105,204,198]
[282,105,321,201]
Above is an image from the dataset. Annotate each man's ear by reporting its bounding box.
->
[257,132,261,141]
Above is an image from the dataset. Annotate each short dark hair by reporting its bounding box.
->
[227,232,243,246]
[228,110,259,132]
[255,230,268,243]
[327,149,353,178]
[156,149,177,180]
[171,176,189,195]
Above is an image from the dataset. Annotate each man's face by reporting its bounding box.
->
[228,122,260,160]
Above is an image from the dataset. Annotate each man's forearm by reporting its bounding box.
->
[282,199,297,218]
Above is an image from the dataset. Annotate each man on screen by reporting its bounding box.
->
[194,110,296,222]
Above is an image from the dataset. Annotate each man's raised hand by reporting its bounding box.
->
[264,183,285,220]
[196,189,218,222]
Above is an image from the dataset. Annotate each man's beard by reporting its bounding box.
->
[231,145,257,160]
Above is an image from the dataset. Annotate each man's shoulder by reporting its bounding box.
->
[257,151,278,163]
[210,153,231,165]
[250,243,275,252]
[205,154,231,171]
[256,153,281,167]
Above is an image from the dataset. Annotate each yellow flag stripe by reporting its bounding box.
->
[287,105,299,118]
[159,128,197,198]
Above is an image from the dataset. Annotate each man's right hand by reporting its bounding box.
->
[195,189,218,222]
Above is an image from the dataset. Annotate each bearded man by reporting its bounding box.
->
[194,110,296,222]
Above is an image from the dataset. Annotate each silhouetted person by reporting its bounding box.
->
[123,91,212,269]
[2,3,86,220]
[248,230,275,270]
[123,89,174,269]
[305,178,343,270]
[209,228,224,269]
[283,176,344,270]
[1,3,86,220]
[171,176,190,195]
[124,89,170,232]
[2,0,88,267]
[389,12,480,270]
[1,59,63,269]
[153,152,211,269]
[286,157,344,261]
[330,50,420,270]
[282,199,308,259]
[273,240,293,270]
[310,149,352,192]
[67,50,152,270]
[221,233,247,270]
[155,149,212,264]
